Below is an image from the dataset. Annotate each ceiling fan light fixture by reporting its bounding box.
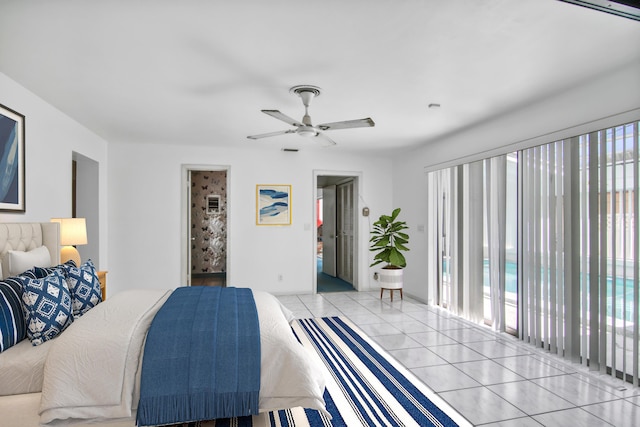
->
[247,85,374,145]
[297,127,318,137]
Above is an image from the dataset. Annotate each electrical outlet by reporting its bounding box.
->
[278,274,283,281]
[373,272,379,280]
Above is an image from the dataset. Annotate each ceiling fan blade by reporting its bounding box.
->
[315,132,337,147]
[247,129,295,140]
[262,110,304,127]
[317,117,375,131]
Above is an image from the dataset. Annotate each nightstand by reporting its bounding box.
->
[97,270,107,300]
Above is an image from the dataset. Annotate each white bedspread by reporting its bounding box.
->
[253,291,328,414]
[40,289,171,425]
[0,334,52,395]
[38,288,327,425]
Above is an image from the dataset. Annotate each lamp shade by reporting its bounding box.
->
[51,218,88,246]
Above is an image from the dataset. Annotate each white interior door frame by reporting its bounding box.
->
[322,184,337,277]
[180,164,231,287]
[313,170,362,293]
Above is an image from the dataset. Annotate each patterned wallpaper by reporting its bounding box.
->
[191,170,227,274]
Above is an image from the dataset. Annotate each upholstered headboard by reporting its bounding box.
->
[0,222,61,279]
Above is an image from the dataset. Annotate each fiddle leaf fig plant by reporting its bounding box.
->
[369,208,410,268]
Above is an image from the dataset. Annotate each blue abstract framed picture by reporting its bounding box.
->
[0,103,25,212]
[256,184,291,225]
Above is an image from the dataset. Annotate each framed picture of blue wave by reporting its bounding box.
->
[256,184,291,225]
[0,103,25,212]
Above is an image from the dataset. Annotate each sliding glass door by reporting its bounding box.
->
[425,120,640,385]
[426,156,518,331]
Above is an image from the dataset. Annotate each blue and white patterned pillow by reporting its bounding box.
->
[0,276,29,353]
[32,259,77,279]
[65,259,102,317]
[18,269,40,280]
[21,270,74,346]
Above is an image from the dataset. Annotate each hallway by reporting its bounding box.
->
[316,255,354,293]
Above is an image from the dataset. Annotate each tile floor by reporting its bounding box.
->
[276,290,640,427]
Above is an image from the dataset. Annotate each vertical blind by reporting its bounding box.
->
[426,120,640,385]
[426,161,501,325]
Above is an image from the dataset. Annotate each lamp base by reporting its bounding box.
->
[60,246,81,267]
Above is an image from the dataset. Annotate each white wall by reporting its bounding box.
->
[108,142,393,296]
[0,72,109,268]
[0,71,393,298]
[393,59,640,303]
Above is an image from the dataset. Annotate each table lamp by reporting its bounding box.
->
[50,218,87,266]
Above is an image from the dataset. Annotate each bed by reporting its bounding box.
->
[0,223,327,426]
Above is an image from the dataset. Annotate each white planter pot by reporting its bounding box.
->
[378,268,403,289]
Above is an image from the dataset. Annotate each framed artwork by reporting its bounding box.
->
[0,103,25,212]
[256,184,291,225]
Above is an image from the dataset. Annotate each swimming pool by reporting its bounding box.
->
[482,260,636,322]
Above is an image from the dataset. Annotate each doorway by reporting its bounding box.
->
[72,152,99,267]
[315,173,359,293]
[181,165,230,287]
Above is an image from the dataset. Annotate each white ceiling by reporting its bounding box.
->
[1,0,639,153]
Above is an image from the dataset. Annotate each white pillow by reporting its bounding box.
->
[7,246,52,276]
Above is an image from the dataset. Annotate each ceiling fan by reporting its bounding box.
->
[247,85,375,146]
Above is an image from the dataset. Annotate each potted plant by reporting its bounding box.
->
[369,208,410,294]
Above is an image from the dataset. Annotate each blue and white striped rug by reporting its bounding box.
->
[178,316,471,427]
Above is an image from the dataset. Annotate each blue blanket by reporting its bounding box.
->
[136,287,261,426]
